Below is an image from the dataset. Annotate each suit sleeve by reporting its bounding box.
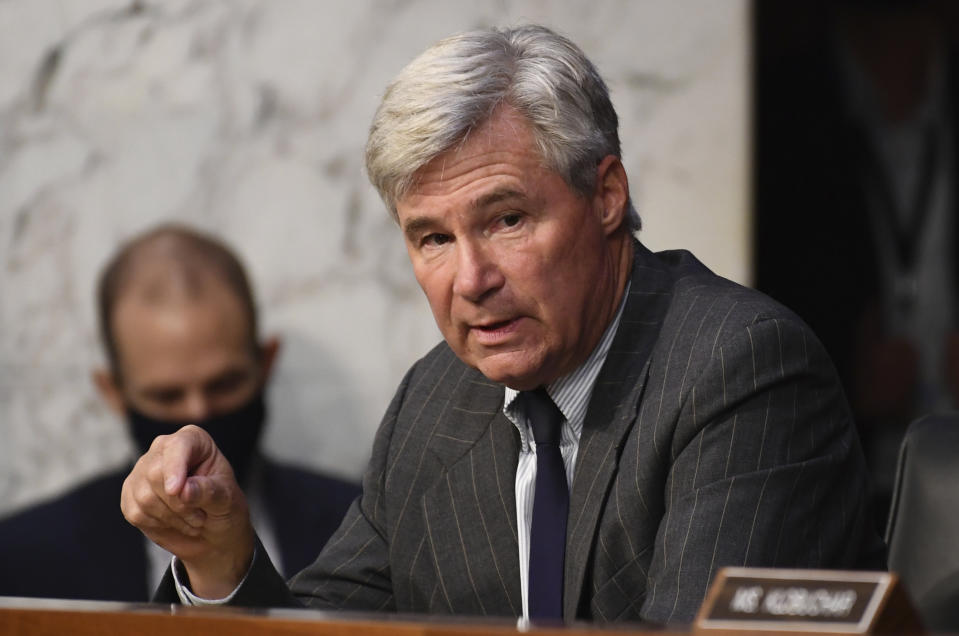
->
[280,363,417,611]
[152,536,299,607]
[641,314,885,624]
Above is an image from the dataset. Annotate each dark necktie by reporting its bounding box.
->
[525,387,568,620]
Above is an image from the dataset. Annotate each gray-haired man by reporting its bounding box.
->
[122,25,884,625]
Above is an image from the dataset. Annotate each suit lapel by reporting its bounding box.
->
[564,242,675,619]
[422,371,523,616]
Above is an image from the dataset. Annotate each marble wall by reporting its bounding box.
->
[0,0,750,516]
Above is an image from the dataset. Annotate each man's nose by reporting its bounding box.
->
[452,240,504,302]
[182,392,213,423]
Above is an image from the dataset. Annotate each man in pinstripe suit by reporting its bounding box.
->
[121,25,885,624]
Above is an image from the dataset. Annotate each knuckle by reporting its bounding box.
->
[149,434,167,452]
[145,460,162,482]
[168,495,189,515]
[179,424,203,440]
[133,481,155,507]
[125,509,148,526]
[132,452,153,474]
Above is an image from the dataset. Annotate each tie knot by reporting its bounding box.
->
[525,387,564,446]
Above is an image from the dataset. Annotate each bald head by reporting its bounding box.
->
[97,224,259,379]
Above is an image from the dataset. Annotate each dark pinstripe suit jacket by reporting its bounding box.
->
[163,241,885,624]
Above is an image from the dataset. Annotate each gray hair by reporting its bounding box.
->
[365,24,640,231]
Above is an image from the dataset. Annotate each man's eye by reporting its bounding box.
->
[422,233,451,247]
[149,390,183,405]
[208,373,247,396]
[502,213,521,227]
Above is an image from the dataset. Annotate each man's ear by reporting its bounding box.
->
[593,155,630,235]
[92,368,126,416]
[259,336,281,384]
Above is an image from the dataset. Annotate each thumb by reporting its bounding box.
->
[181,472,236,513]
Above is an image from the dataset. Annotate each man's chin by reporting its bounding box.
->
[472,355,547,391]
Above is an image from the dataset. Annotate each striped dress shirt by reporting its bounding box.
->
[503,283,628,620]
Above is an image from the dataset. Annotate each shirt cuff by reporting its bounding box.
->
[171,548,256,606]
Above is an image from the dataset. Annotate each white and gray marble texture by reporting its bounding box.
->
[0,0,749,516]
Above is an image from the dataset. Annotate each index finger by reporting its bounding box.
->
[159,424,218,497]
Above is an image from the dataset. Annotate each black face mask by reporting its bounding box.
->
[126,392,266,487]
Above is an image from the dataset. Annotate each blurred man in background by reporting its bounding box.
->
[0,223,359,601]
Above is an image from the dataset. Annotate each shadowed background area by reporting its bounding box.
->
[754,0,959,528]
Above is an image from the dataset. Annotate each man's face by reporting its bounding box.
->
[396,106,627,390]
[106,286,265,422]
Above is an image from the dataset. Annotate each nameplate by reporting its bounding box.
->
[695,567,923,634]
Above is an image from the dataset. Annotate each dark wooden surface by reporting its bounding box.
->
[0,597,673,636]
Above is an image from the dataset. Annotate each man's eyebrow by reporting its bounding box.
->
[403,217,436,240]
[141,384,184,398]
[402,188,529,239]
[203,366,251,390]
